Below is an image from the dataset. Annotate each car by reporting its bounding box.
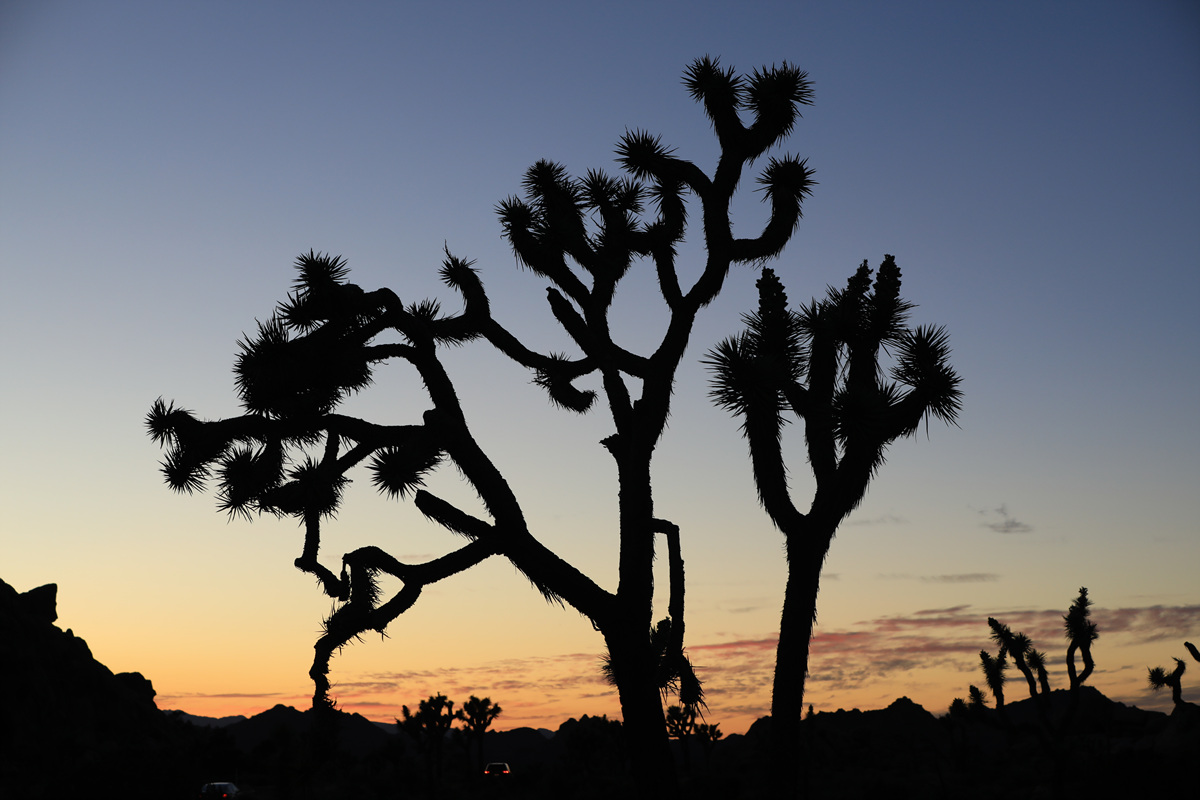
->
[483,762,511,777]
[199,782,240,798]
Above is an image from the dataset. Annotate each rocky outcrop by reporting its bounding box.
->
[0,577,179,797]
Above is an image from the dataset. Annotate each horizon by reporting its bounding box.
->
[2,1,1197,739]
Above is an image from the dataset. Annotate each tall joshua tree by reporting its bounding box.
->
[1064,586,1099,694]
[705,257,962,775]
[146,57,815,799]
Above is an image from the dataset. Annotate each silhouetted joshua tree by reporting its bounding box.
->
[1026,646,1052,696]
[695,720,723,759]
[1148,658,1188,708]
[456,695,502,774]
[665,703,697,774]
[400,693,458,792]
[146,56,815,799]
[1148,642,1200,709]
[988,616,1047,709]
[1064,586,1098,695]
[705,256,961,781]
[979,648,1008,710]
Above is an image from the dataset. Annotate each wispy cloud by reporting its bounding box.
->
[920,573,1001,584]
[978,503,1032,533]
[877,573,1001,583]
[847,513,908,526]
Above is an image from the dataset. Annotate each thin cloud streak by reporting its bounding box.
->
[978,503,1033,534]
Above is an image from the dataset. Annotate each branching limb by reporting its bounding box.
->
[309,538,498,709]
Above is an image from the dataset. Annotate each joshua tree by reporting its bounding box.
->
[1026,647,1052,696]
[1148,643,1199,709]
[455,695,502,774]
[400,693,458,791]
[988,617,1044,706]
[1148,658,1188,708]
[695,720,723,758]
[1064,586,1099,693]
[979,649,1008,709]
[705,257,962,779]
[146,57,816,798]
[665,704,697,774]
[967,685,988,711]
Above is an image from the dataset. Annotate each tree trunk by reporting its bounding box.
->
[769,528,829,796]
[607,627,678,799]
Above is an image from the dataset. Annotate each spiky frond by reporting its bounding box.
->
[259,456,347,518]
[704,335,756,416]
[532,353,595,413]
[161,447,213,494]
[145,397,196,445]
[234,314,373,418]
[292,250,350,292]
[369,441,444,500]
[683,55,744,113]
[615,129,678,182]
[891,324,963,425]
[1064,586,1099,643]
[216,442,285,519]
[745,61,814,138]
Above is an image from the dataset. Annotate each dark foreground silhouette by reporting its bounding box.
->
[3,577,1195,799]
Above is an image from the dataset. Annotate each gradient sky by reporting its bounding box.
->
[2,1,1198,733]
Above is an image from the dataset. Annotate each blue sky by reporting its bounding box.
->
[2,1,1197,729]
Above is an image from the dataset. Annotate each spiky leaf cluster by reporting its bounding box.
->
[216,442,285,519]
[370,441,444,499]
[1064,586,1099,644]
[979,649,1008,706]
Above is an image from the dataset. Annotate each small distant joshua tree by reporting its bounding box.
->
[456,695,502,774]
[978,648,1008,710]
[1025,645,1052,696]
[665,703,698,774]
[400,693,458,789]
[1148,659,1188,708]
[1063,586,1098,694]
[988,617,1039,702]
[695,720,722,756]
[1147,641,1200,709]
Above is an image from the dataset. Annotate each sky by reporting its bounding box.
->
[2,1,1198,734]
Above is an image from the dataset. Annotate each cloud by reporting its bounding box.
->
[847,513,908,526]
[978,503,1032,533]
[158,691,288,700]
[1094,605,1200,642]
[919,573,1001,584]
[877,573,1001,583]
